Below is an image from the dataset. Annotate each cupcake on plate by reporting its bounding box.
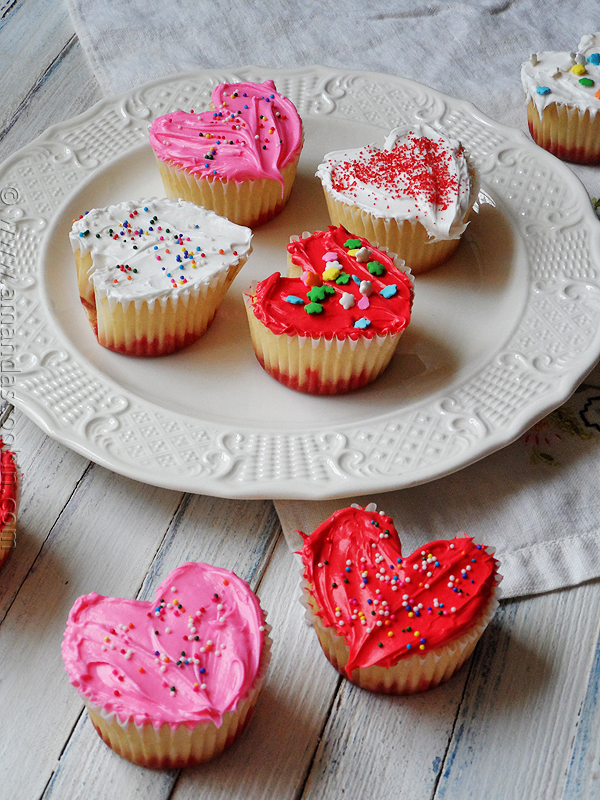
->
[149,80,304,228]
[298,504,500,694]
[0,440,18,570]
[243,225,414,395]
[62,562,271,768]
[70,198,252,357]
[521,33,600,164]
[316,124,478,274]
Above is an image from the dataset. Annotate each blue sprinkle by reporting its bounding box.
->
[143,207,149,212]
[284,295,304,305]
[345,567,351,572]
[199,667,205,674]
[587,53,600,65]
[354,318,371,329]
[380,284,398,298]
[536,86,551,95]
[406,643,412,650]
[367,599,373,605]
[352,274,361,285]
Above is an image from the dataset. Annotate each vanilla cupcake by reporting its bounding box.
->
[298,504,500,694]
[316,124,478,274]
[243,226,414,395]
[62,562,271,768]
[521,33,600,164]
[0,440,18,570]
[149,80,303,228]
[70,198,252,357]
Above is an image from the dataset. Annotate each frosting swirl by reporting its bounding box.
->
[149,80,303,190]
[316,124,474,241]
[62,563,269,729]
[298,505,499,675]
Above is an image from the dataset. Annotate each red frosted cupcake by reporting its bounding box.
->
[244,225,414,395]
[298,504,500,694]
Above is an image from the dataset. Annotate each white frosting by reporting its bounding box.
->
[521,33,600,118]
[70,198,253,307]
[316,124,474,241]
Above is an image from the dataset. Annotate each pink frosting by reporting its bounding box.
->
[148,80,303,189]
[62,563,268,729]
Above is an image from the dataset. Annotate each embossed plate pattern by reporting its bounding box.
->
[2,66,600,499]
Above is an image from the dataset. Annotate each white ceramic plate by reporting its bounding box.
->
[2,66,600,499]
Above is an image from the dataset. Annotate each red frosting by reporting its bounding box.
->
[249,226,413,340]
[0,441,17,529]
[298,505,499,676]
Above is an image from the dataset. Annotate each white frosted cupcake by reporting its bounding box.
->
[298,504,500,694]
[521,33,600,164]
[70,198,252,356]
[149,80,303,228]
[316,124,478,274]
[62,562,271,768]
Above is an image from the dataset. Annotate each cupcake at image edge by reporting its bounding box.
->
[62,562,271,768]
[297,504,501,694]
[0,439,18,571]
[243,225,414,395]
[521,33,600,164]
[70,198,252,357]
[149,80,304,228]
[316,123,479,274]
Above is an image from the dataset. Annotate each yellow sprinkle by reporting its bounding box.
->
[104,636,110,642]
[323,266,341,281]
[408,612,414,618]
[347,248,360,256]
[388,631,394,637]
[414,631,420,637]
[572,64,587,75]
[420,644,425,650]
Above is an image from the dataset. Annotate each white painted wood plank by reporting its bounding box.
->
[171,541,340,800]
[0,463,184,800]
[42,494,280,800]
[563,613,600,799]
[0,7,101,164]
[0,408,89,619]
[301,631,470,800]
[434,585,600,800]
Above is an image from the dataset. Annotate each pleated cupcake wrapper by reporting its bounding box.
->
[299,567,500,695]
[527,99,600,165]
[156,154,300,229]
[243,288,402,394]
[93,258,247,356]
[83,622,272,768]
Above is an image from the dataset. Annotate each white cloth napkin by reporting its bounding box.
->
[67,0,600,598]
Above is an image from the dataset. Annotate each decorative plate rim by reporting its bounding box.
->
[2,64,600,500]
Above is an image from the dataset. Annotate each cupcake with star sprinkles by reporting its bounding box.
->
[62,562,271,768]
[70,198,252,356]
[316,124,478,274]
[0,440,18,571]
[243,225,414,395]
[521,33,600,164]
[298,504,500,694]
[149,80,304,228]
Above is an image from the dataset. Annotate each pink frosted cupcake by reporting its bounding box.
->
[149,80,304,227]
[62,563,271,768]
[298,504,500,694]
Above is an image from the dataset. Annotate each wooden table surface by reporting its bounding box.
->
[2,2,600,799]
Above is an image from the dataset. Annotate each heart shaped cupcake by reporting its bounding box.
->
[298,504,500,694]
[62,562,270,767]
[149,80,304,227]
